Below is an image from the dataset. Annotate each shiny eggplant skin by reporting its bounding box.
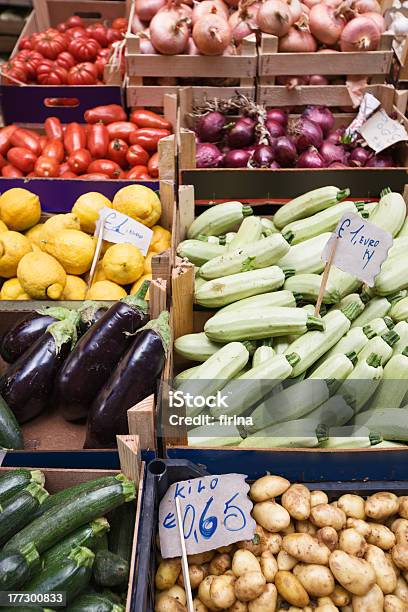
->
[79,305,110,334]
[84,329,166,448]
[56,302,149,422]
[0,314,57,363]
[0,332,71,423]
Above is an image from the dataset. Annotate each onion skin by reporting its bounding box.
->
[327,127,346,144]
[274,136,297,165]
[140,36,157,53]
[135,0,166,22]
[193,13,232,56]
[267,108,288,126]
[296,147,326,167]
[196,142,223,167]
[291,117,323,152]
[329,162,348,168]
[287,0,303,22]
[257,0,294,36]
[320,140,348,164]
[302,105,335,137]
[266,119,286,139]
[279,27,317,52]
[364,11,386,33]
[227,117,256,148]
[149,11,190,54]
[131,13,146,33]
[186,37,200,54]
[303,0,321,7]
[340,16,380,51]
[270,160,281,168]
[223,149,251,167]
[229,3,260,43]
[309,3,345,45]
[349,146,371,166]
[192,0,229,25]
[365,153,394,167]
[309,75,329,85]
[197,111,226,142]
[354,0,381,13]
[252,144,275,167]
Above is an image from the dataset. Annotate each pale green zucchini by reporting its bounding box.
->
[362,317,394,339]
[374,440,407,448]
[252,345,275,367]
[374,252,408,296]
[351,293,405,328]
[357,330,399,365]
[284,274,340,305]
[260,217,279,235]
[363,201,378,217]
[204,307,325,342]
[175,333,223,362]
[397,215,408,237]
[274,337,290,354]
[392,321,408,354]
[390,297,408,323]
[225,232,237,244]
[195,266,285,308]
[177,239,226,266]
[388,237,408,260]
[197,235,225,245]
[227,216,262,251]
[174,365,201,386]
[308,352,357,382]
[331,293,365,314]
[338,353,383,414]
[273,186,350,229]
[308,395,354,427]
[187,201,253,239]
[282,201,365,245]
[278,233,331,275]
[188,423,242,447]
[195,276,206,292]
[200,234,290,280]
[354,408,408,441]
[239,418,319,448]
[370,188,406,237]
[370,348,408,410]
[216,290,296,314]
[313,327,367,366]
[317,425,381,448]
[326,266,362,300]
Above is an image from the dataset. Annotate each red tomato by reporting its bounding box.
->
[67,62,98,85]
[2,164,23,178]
[126,144,149,167]
[0,126,17,156]
[106,27,123,45]
[97,47,112,59]
[37,61,68,84]
[94,55,108,78]
[34,31,67,60]
[43,139,65,163]
[58,161,71,176]
[60,170,78,178]
[57,22,68,33]
[129,128,171,153]
[13,50,43,81]
[38,135,49,152]
[69,37,100,62]
[130,109,172,131]
[34,156,60,177]
[6,147,37,173]
[66,15,84,28]
[147,152,159,178]
[0,154,6,170]
[10,128,41,155]
[126,165,150,180]
[18,36,33,51]
[87,159,122,178]
[66,26,87,39]
[86,23,108,47]
[44,117,63,141]
[84,104,126,125]
[64,122,87,154]
[67,148,92,174]
[80,173,109,179]
[55,51,76,70]
[106,121,136,142]
[112,17,128,32]
[107,138,128,167]
[2,62,27,84]
[87,123,109,157]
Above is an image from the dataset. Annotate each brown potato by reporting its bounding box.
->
[352,583,384,611]
[339,528,367,557]
[311,490,329,507]
[250,475,290,502]
[263,532,282,554]
[277,550,298,571]
[394,576,408,603]
[317,527,339,551]
[310,504,346,531]
[384,594,408,611]
[178,565,207,590]
[253,501,291,533]
[346,518,372,539]
[156,559,182,591]
[234,571,266,602]
[329,550,376,595]
[280,521,296,535]
[227,602,248,612]
[330,585,350,607]
[365,492,399,521]
[399,497,408,520]
[236,526,266,556]
[393,544,408,571]
[282,484,311,521]
[155,595,187,612]
[248,584,277,611]
[198,576,218,611]
[166,586,187,605]
[337,494,366,520]
[316,597,339,611]
[232,550,262,577]
[218,544,234,554]
[210,574,236,609]
[293,563,335,597]
[393,520,408,545]
[296,520,317,535]
[193,598,208,612]
[259,550,278,582]
[189,552,215,565]
[367,523,396,550]
[209,553,231,576]
[275,570,310,607]
[365,544,397,594]
[283,533,330,565]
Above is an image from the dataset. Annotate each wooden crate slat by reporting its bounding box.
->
[126,52,257,78]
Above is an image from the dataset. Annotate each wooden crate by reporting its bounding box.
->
[0,434,142,612]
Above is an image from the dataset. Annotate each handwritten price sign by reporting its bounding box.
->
[159,474,256,558]
[95,207,153,255]
[322,212,393,286]
[360,108,408,153]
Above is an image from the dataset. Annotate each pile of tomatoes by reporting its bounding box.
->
[0,105,172,180]
[2,15,127,85]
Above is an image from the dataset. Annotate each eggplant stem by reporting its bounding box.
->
[138,310,171,352]
[122,280,150,312]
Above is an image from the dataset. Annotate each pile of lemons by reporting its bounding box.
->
[0,185,171,301]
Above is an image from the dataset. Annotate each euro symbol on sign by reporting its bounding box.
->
[338,217,351,238]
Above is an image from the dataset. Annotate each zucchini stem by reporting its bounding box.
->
[336,188,351,202]
[306,315,325,332]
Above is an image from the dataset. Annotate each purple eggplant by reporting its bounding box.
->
[0,307,74,364]
[78,302,111,334]
[56,282,150,422]
[84,311,170,449]
[0,316,79,423]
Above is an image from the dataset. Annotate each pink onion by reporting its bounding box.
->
[266,108,288,126]
[340,16,380,51]
[227,117,256,148]
[279,27,317,52]
[135,0,166,22]
[309,3,345,45]
[266,119,286,139]
[364,12,386,33]
[159,1,193,20]
[150,11,190,53]
[303,0,320,7]
[197,111,226,142]
[290,117,323,151]
[196,142,223,167]
[300,2,310,13]
[274,136,297,165]
[140,36,158,53]
[131,13,146,33]
[309,75,329,85]
[252,144,275,167]
[224,149,251,167]
[354,0,381,13]
[320,140,348,164]
[229,2,260,43]
[186,37,200,54]
[302,106,334,137]
[349,146,371,166]
[192,0,229,25]
[365,153,394,167]
[296,147,326,168]
[257,0,294,36]
[287,0,303,22]
[193,14,232,55]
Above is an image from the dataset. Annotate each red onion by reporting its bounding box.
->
[227,117,256,148]
[266,119,286,139]
[290,118,323,152]
[244,144,258,155]
[354,0,381,13]
[150,11,190,54]
[309,75,329,85]
[252,144,275,167]
[302,106,335,137]
[197,111,226,142]
[192,0,229,25]
[327,127,346,144]
[320,140,348,164]
[364,12,386,33]
[279,27,317,52]
[135,0,166,22]
[329,162,348,168]
[365,153,394,167]
[274,136,297,166]
[340,16,380,51]
[349,146,371,166]
[196,142,223,167]
[193,14,232,55]
[224,149,251,167]
[257,0,294,36]
[266,108,288,126]
[270,161,281,168]
[309,3,345,45]
[296,147,326,168]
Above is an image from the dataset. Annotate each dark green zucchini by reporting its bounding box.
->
[93,551,129,588]
[93,533,109,552]
[0,394,23,449]
[0,542,40,589]
[67,593,124,612]
[5,475,135,554]
[42,518,110,568]
[0,483,49,546]
[24,546,94,604]
[0,469,44,503]
[108,502,135,567]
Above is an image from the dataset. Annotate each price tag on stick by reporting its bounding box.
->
[360,108,408,153]
[94,207,153,255]
[159,474,256,559]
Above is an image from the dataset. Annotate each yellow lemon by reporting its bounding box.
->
[0,188,41,231]
[144,252,155,275]
[72,192,111,234]
[0,220,8,234]
[17,251,66,300]
[150,225,171,253]
[112,185,161,227]
[25,223,44,249]
[93,261,107,283]
[45,229,96,275]
[102,243,144,285]
[86,280,127,300]
[62,275,88,300]
[0,278,30,300]
[40,213,81,250]
[130,273,151,300]
[0,231,32,278]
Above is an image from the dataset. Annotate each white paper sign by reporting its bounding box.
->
[159,474,256,559]
[360,108,408,153]
[322,212,393,287]
[94,207,153,255]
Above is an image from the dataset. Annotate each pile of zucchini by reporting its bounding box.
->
[0,468,136,611]
[176,186,408,448]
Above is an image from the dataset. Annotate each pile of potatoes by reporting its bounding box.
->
[154,474,408,611]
